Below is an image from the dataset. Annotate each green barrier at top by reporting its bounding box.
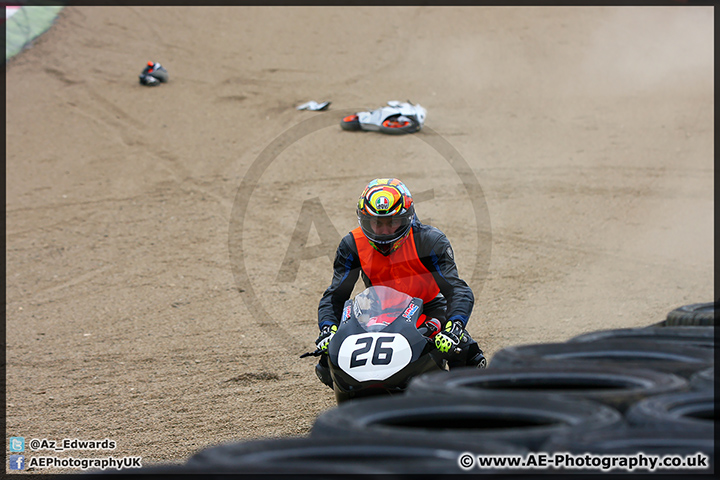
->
[6,6,64,62]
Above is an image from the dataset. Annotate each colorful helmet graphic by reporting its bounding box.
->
[357,178,415,253]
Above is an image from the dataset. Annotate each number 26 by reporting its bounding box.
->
[349,336,394,367]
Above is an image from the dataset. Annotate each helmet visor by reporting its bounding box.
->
[359,214,412,245]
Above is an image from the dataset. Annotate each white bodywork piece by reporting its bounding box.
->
[357,101,427,131]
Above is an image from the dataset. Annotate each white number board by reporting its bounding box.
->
[337,332,412,382]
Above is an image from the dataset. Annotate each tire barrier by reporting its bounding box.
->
[541,426,714,473]
[489,339,714,379]
[310,393,623,451]
[405,364,688,413]
[567,326,715,349]
[185,434,526,474]
[689,366,714,391]
[70,301,713,474]
[624,391,715,433]
[664,302,716,326]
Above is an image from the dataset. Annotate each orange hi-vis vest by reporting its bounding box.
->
[352,227,441,304]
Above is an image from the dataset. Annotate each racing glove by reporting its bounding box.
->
[315,325,338,353]
[435,320,464,353]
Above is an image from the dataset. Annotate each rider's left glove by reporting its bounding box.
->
[315,325,338,353]
[434,320,464,353]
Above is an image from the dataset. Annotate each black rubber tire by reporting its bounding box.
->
[625,391,715,433]
[339,115,361,131]
[310,392,623,451]
[541,426,714,472]
[689,366,714,391]
[567,326,715,349]
[489,339,714,379]
[665,302,716,326]
[378,114,421,135]
[186,434,525,474]
[406,364,688,413]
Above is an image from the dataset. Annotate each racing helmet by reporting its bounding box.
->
[357,178,415,254]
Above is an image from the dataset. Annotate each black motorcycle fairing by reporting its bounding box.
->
[327,287,445,396]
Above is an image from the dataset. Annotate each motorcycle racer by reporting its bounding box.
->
[315,178,486,388]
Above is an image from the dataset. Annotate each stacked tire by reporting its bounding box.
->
[483,301,714,474]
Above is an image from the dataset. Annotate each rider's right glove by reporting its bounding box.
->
[315,324,338,353]
[434,320,464,353]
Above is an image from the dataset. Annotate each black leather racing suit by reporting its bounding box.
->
[316,221,484,382]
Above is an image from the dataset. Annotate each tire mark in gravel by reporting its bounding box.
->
[5,191,173,238]
[28,265,114,302]
[73,87,234,210]
[71,87,194,184]
[125,6,195,55]
[492,232,679,267]
[44,66,83,86]
[179,180,235,213]
[6,193,152,215]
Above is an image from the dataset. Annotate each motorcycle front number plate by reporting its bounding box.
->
[337,332,413,382]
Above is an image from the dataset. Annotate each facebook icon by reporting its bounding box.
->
[9,455,25,470]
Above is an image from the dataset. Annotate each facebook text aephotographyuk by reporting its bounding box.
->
[27,455,142,471]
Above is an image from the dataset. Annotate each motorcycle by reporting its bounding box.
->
[302,286,456,404]
[340,101,426,135]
